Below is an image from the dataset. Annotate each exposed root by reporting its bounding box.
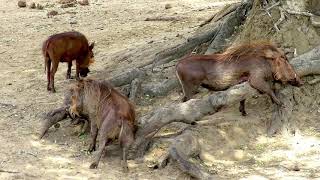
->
[0,169,19,174]
[274,7,285,32]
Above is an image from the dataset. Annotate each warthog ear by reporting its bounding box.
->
[89,42,95,50]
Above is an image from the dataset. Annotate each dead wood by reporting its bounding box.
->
[145,16,184,22]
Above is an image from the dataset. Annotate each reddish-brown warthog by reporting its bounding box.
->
[176,42,303,115]
[42,31,95,92]
[69,79,136,172]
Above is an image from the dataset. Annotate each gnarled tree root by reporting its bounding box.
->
[39,107,89,139]
[39,107,69,139]
[169,131,216,180]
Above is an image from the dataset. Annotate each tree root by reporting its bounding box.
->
[268,86,296,136]
[39,107,89,139]
[205,0,253,54]
[169,131,216,180]
[274,7,285,31]
[39,107,68,139]
[199,3,240,27]
[107,68,146,87]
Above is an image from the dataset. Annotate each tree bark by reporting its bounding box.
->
[205,1,253,54]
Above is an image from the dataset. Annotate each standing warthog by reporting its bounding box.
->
[42,31,95,92]
[176,42,303,115]
[69,79,136,172]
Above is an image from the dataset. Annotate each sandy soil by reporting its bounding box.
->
[1,0,320,179]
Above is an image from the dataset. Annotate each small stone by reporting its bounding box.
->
[47,10,58,17]
[293,164,300,171]
[36,4,44,10]
[54,123,60,129]
[78,0,89,6]
[58,0,75,4]
[29,2,36,9]
[69,19,77,24]
[164,3,172,9]
[18,0,26,8]
[61,3,75,8]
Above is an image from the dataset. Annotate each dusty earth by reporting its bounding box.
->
[1,0,320,179]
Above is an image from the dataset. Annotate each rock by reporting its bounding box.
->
[36,4,44,10]
[18,0,26,8]
[57,0,76,4]
[54,123,60,128]
[47,10,58,17]
[173,131,200,157]
[61,3,75,8]
[165,3,172,9]
[78,0,89,6]
[29,2,36,9]
[69,19,77,24]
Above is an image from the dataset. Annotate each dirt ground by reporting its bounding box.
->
[1,0,320,179]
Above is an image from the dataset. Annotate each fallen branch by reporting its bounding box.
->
[145,16,184,22]
[0,169,19,174]
[284,9,314,17]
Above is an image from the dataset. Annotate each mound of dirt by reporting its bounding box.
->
[235,0,320,55]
